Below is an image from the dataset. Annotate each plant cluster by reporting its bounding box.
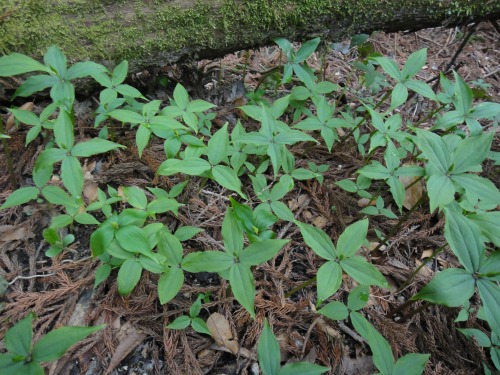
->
[0,35,499,374]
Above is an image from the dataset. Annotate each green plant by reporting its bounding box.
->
[167,294,210,335]
[0,313,104,375]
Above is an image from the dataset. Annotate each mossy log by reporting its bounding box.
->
[1,0,499,71]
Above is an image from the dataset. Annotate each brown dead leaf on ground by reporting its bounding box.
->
[104,321,147,374]
[0,224,34,242]
[206,312,240,354]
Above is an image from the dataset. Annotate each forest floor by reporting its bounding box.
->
[0,22,499,375]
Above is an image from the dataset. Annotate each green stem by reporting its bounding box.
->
[285,276,317,298]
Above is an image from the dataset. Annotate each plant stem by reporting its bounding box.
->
[285,276,317,298]
[0,120,17,189]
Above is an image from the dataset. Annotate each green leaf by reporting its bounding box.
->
[477,280,500,334]
[359,161,390,179]
[111,60,128,85]
[240,239,288,266]
[457,328,491,347]
[278,362,330,375]
[191,317,211,335]
[121,186,148,210]
[54,110,74,151]
[270,201,295,222]
[116,226,150,255]
[444,209,484,273]
[117,258,142,295]
[230,263,256,318]
[174,226,203,242]
[0,53,51,76]
[347,285,370,311]
[167,315,191,330]
[44,45,67,75]
[401,48,427,80]
[296,221,336,260]
[258,321,281,375]
[413,268,475,307]
[374,56,402,81]
[350,311,394,374]
[336,219,368,258]
[393,353,430,375]
[0,354,28,375]
[427,174,455,213]
[453,133,493,174]
[0,187,39,209]
[340,256,387,287]
[74,212,100,225]
[94,264,111,288]
[8,108,39,126]
[136,124,151,157]
[178,158,211,176]
[186,99,215,113]
[415,130,450,173]
[317,261,343,301]
[32,325,105,362]
[452,174,500,207]
[71,138,124,157]
[319,301,348,320]
[212,165,246,198]
[158,267,184,304]
[90,225,115,257]
[405,80,437,101]
[478,252,500,281]
[173,83,189,109]
[5,313,34,356]
[222,208,244,255]
[294,37,320,63]
[61,156,83,197]
[182,251,234,273]
[391,82,408,109]
[115,84,145,99]
[66,61,106,80]
[41,186,72,206]
[207,123,229,164]
[108,109,144,124]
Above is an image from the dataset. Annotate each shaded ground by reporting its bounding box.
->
[1,22,499,375]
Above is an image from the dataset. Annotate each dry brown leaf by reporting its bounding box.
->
[415,259,433,277]
[0,225,34,242]
[104,322,147,375]
[421,249,434,259]
[399,163,424,210]
[357,198,376,207]
[206,313,239,354]
[82,161,98,203]
[6,102,34,131]
[312,216,328,228]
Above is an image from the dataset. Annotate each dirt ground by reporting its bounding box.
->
[0,21,499,375]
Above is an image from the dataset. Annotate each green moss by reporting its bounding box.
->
[0,0,498,68]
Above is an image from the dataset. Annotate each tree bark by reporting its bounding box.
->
[0,0,499,71]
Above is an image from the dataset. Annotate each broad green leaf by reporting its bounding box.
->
[393,353,430,375]
[278,362,330,375]
[8,108,39,126]
[186,99,215,112]
[4,313,34,356]
[0,53,51,76]
[136,124,151,157]
[270,201,295,221]
[296,221,336,260]
[359,161,390,179]
[0,187,39,209]
[387,176,405,211]
[108,109,144,124]
[401,48,427,80]
[347,285,370,311]
[405,79,437,100]
[413,268,475,307]
[294,37,320,63]
[66,61,106,80]
[181,251,234,273]
[444,209,484,273]
[173,84,189,109]
[178,158,211,176]
[350,311,394,374]
[478,252,500,281]
[0,354,28,375]
[415,130,450,173]
[61,156,83,197]
[230,263,256,317]
[13,74,59,98]
[32,325,105,362]
[274,129,317,145]
[117,258,142,295]
[457,328,491,347]
[44,45,67,76]
[71,138,124,157]
[115,84,145,99]
[158,267,184,304]
[90,225,115,257]
[167,315,191,330]
[453,71,473,115]
[94,264,111,288]
[470,102,500,119]
[174,226,203,242]
[42,185,72,206]
[191,317,211,335]
[391,82,408,109]
[477,280,500,334]
[121,186,148,210]
[453,133,493,174]
[54,110,74,151]
[258,321,281,375]
[340,256,387,287]
[319,301,348,320]
[117,208,148,227]
[111,60,128,85]
[207,123,229,165]
[317,261,342,301]
[212,165,246,198]
[452,174,500,206]
[74,212,99,225]
[50,214,73,229]
[115,226,150,255]
[374,56,402,81]
[336,219,368,258]
[222,208,244,255]
[291,168,316,180]
[240,239,288,266]
[427,174,455,212]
